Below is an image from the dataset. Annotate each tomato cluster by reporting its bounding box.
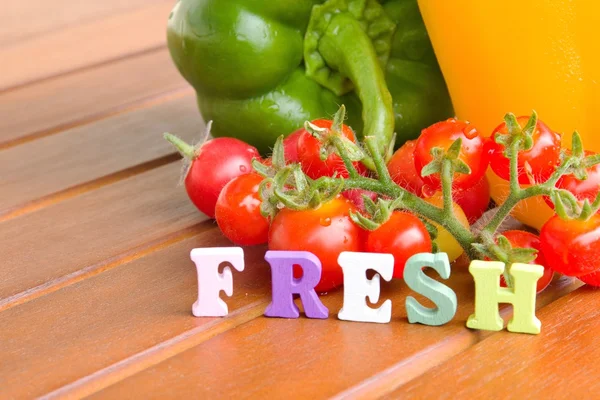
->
[171,112,600,294]
[488,115,600,283]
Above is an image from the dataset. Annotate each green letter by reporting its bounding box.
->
[404,253,457,326]
[467,261,543,334]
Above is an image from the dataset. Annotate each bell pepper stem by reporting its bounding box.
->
[317,14,395,157]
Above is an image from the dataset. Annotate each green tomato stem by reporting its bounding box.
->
[164,133,196,160]
[481,152,577,238]
[331,136,360,179]
[441,158,455,217]
[365,136,393,186]
[509,139,521,194]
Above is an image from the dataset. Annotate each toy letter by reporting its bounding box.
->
[467,261,543,334]
[337,252,394,323]
[404,253,457,326]
[190,247,245,317]
[264,251,328,319]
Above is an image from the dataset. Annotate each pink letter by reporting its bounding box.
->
[190,247,244,317]
[264,251,328,319]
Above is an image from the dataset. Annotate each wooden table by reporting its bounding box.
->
[1,2,599,398]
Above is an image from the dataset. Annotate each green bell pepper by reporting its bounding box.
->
[167,0,453,154]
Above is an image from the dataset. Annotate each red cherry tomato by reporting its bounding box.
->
[414,118,488,190]
[499,230,554,293]
[489,116,561,184]
[540,214,600,276]
[452,176,491,224]
[215,173,269,246]
[176,137,260,218]
[283,130,303,164]
[365,211,432,279]
[297,119,364,179]
[268,197,364,293]
[387,140,426,196]
[578,270,600,287]
[544,150,600,210]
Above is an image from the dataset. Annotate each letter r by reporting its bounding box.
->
[264,251,329,319]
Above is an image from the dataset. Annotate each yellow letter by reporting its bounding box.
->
[466,260,543,334]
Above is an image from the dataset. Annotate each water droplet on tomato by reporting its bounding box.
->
[239,165,247,173]
[422,184,436,198]
[319,217,331,227]
[462,125,478,139]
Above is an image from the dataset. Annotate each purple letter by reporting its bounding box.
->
[264,251,329,319]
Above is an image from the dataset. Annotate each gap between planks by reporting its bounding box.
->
[0,49,189,151]
[331,276,583,400]
[0,221,214,313]
[1,87,196,221]
[49,276,582,398]
[1,0,167,49]
[0,0,175,92]
[0,44,167,96]
[41,300,270,400]
[0,154,180,223]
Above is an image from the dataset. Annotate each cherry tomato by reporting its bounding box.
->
[297,119,364,179]
[365,211,432,279]
[540,214,600,276]
[167,136,260,218]
[414,118,488,190]
[489,116,561,184]
[387,140,426,196]
[268,197,364,293]
[544,150,600,210]
[215,173,269,246]
[283,130,303,164]
[578,270,600,287]
[452,176,491,224]
[261,131,304,167]
[388,139,489,224]
[499,230,553,293]
[423,194,470,263]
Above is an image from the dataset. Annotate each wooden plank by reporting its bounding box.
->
[0,231,272,399]
[385,286,600,399]
[0,48,188,147]
[88,273,581,399]
[2,0,163,47]
[0,91,198,219]
[0,163,207,309]
[0,0,174,91]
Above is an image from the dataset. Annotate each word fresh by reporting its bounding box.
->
[191,248,544,334]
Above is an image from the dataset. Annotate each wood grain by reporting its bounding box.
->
[0,92,198,217]
[89,273,582,399]
[2,0,164,47]
[388,285,599,399]
[0,163,206,308]
[0,232,272,399]
[0,0,174,91]
[0,48,188,147]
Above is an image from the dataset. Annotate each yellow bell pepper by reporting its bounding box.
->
[418,0,600,230]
